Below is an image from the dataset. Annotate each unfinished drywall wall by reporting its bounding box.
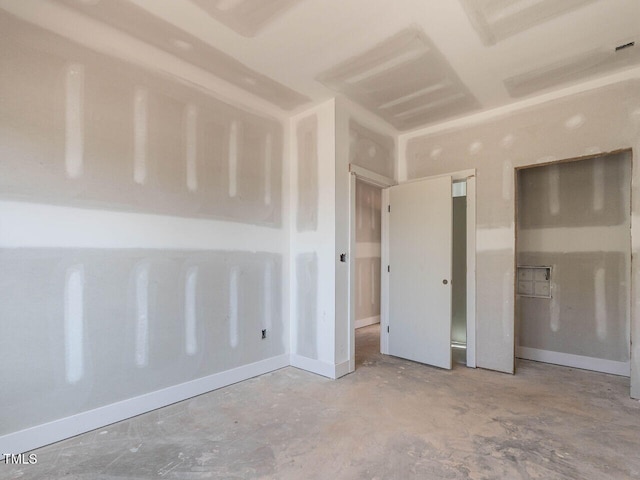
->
[402,80,640,397]
[355,180,381,328]
[350,120,395,179]
[517,153,631,373]
[0,12,283,227]
[290,101,337,376]
[0,249,284,436]
[53,0,309,110]
[296,114,319,232]
[0,10,289,452]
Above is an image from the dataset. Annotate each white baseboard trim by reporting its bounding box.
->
[355,315,380,329]
[517,347,630,377]
[290,354,346,379]
[0,354,289,455]
[334,360,351,379]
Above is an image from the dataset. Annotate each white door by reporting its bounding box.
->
[388,176,452,369]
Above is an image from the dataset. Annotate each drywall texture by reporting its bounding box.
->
[355,180,382,325]
[291,103,336,372]
[53,0,308,109]
[190,0,300,38]
[0,11,289,445]
[318,27,479,131]
[0,12,283,227]
[350,120,395,179]
[459,0,597,46]
[517,154,631,365]
[0,249,283,436]
[403,80,640,395]
[296,115,319,232]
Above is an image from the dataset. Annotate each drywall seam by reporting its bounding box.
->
[0,202,285,252]
[64,63,84,180]
[0,354,289,455]
[398,66,640,139]
[518,226,630,253]
[0,0,291,121]
[517,347,630,376]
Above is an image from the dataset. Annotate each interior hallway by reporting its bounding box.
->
[4,324,639,480]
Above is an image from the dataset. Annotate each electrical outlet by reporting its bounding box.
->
[261,329,267,339]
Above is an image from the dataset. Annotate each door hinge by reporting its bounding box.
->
[387,325,389,333]
[388,205,391,213]
[387,265,390,273]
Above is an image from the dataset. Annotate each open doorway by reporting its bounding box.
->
[354,178,382,367]
[515,150,632,377]
[452,180,467,366]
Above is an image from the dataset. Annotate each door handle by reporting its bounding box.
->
[442,279,448,285]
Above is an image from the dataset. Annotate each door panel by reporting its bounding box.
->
[388,176,452,369]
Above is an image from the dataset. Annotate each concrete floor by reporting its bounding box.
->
[4,324,640,479]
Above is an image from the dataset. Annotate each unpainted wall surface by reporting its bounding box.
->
[0,249,283,436]
[518,252,628,362]
[295,252,318,359]
[0,12,283,227]
[291,101,336,371]
[403,80,640,389]
[517,153,631,365]
[53,0,309,109]
[350,120,394,179]
[0,11,289,445]
[296,114,319,232]
[355,180,381,324]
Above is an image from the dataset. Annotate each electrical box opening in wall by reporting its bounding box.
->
[517,266,551,298]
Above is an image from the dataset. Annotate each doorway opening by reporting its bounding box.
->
[515,150,632,377]
[452,180,467,366]
[354,178,382,366]
[378,170,476,370]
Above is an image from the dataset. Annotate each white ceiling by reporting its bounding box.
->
[18,0,640,130]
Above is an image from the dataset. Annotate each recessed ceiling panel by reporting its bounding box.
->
[317,27,479,131]
[459,0,598,45]
[190,0,300,37]
[505,43,640,97]
[54,0,309,110]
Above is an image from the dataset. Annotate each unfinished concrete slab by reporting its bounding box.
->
[190,0,300,37]
[459,0,598,46]
[318,28,479,130]
[53,0,309,109]
[4,325,640,479]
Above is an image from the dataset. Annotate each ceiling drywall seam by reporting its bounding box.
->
[0,0,290,122]
[398,65,640,141]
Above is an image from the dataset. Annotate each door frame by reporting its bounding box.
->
[348,164,396,372]
[380,169,477,367]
